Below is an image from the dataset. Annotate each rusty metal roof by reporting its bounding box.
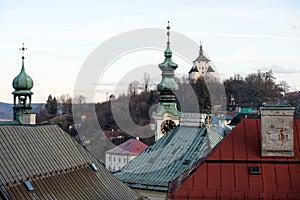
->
[0,125,143,199]
[106,139,148,155]
[114,125,222,192]
[168,119,300,199]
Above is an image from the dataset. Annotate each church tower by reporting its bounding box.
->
[12,43,36,124]
[152,22,180,141]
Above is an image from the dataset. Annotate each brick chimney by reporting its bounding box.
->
[260,105,295,157]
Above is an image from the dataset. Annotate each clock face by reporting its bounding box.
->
[160,120,176,135]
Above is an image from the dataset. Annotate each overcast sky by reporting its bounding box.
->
[1,0,300,103]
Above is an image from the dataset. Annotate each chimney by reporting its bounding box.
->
[260,105,295,157]
[20,113,36,125]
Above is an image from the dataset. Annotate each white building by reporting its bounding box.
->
[189,44,215,82]
[105,138,148,172]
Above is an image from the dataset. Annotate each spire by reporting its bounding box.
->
[156,21,179,102]
[12,43,35,124]
[13,43,33,91]
[159,21,178,70]
[194,42,210,62]
[19,43,27,71]
[164,21,172,58]
[199,41,203,55]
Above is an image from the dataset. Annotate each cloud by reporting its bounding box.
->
[292,24,300,29]
[270,65,300,74]
[183,32,300,41]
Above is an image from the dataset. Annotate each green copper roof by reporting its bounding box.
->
[157,22,179,93]
[12,60,33,91]
[114,125,223,191]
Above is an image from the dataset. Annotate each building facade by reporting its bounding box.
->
[105,138,148,172]
[189,44,215,82]
[168,106,300,199]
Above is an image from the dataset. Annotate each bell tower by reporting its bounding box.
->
[152,22,180,141]
[12,43,36,124]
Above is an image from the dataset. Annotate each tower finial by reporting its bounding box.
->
[19,43,27,60]
[167,21,170,43]
[164,21,172,58]
[199,41,203,55]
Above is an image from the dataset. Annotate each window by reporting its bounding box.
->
[113,157,115,162]
[119,158,121,163]
[109,156,111,161]
[249,166,260,174]
[90,163,98,171]
[124,158,127,163]
[24,181,34,191]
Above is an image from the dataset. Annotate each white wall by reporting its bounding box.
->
[105,153,137,172]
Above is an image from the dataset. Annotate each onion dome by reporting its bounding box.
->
[13,65,33,91]
[12,44,33,91]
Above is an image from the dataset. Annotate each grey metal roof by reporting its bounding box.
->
[194,54,210,62]
[0,125,143,200]
[207,65,215,72]
[114,125,222,191]
[188,66,199,73]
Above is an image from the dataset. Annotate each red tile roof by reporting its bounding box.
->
[106,139,148,155]
[104,130,123,138]
[168,119,300,199]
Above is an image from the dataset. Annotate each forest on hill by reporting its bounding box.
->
[36,70,299,141]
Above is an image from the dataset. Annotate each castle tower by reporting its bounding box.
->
[152,22,180,141]
[12,43,36,124]
[189,43,215,82]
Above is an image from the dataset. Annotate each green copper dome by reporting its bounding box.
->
[12,64,33,91]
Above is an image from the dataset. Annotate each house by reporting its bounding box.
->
[0,44,143,200]
[114,24,223,199]
[0,125,143,200]
[105,138,148,172]
[114,113,222,199]
[167,105,300,199]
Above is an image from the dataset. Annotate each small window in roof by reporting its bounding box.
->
[249,166,260,174]
[90,163,98,171]
[183,159,191,165]
[24,181,34,191]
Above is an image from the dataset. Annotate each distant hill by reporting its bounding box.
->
[0,102,44,120]
[0,102,13,120]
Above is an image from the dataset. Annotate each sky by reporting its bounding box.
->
[0,0,300,103]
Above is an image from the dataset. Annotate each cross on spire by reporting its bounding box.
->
[19,43,27,60]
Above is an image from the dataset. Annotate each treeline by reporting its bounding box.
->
[224,70,287,108]
[35,70,298,137]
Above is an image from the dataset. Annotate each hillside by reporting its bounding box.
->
[0,102,13,120]
[0,102,44,120]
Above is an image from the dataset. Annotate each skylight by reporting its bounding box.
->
[249,166,260,174]
[90,163,98,171]
[24,181,34,191]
